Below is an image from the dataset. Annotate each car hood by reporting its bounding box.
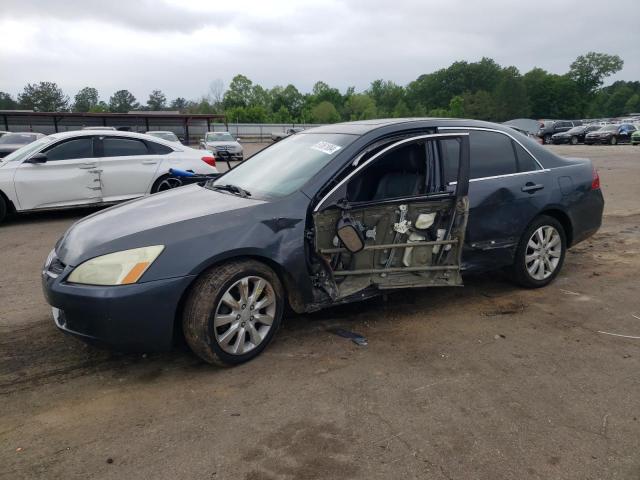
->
[0,144,24,152]
[56,184,266,266]
[207,141,239,146]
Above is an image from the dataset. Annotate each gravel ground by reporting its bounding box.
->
[1,144,639,480]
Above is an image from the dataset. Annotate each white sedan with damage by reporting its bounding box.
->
[0,130,218,223]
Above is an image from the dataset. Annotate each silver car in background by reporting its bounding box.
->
[200,131,243,160]
[146,131,182,144]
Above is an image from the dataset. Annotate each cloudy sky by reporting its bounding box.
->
[0,0,638,102]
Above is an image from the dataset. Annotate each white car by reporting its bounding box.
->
[0,130,218,223]
[146,131,182,144]
[200,131,243,160]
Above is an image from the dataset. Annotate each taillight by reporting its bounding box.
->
[201,156,216,167]
[591,166,600,190]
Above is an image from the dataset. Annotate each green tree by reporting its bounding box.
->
[605,85,634,116]
[461,90,496,120]
[367,80,405,117]
[311,101,340,123]
[88,101,109,113]
[311,81,343,107]
[170,97,188,111]
[624,94,640,114]
[18,82,69,111]
[223,74,254,109]
[109,90,139,112]
[343,94,377,120]
[271,105,292,123]
[392,99,411,118]
[0,92,17,110]
[73,87,99,112]
[147,90,167,110]
[493,66,529,120]
[569,52,624,95]
[448,95,465,118]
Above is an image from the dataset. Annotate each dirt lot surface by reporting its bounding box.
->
[1,145,639,479]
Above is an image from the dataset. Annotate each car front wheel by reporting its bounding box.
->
[610,136,617,145]
[511,215,566,288]
[183,260,284,365]
[544,134,552,144]
[570,136,578,145]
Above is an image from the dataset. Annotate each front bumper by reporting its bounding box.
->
[42,268,195,352]
[584,136,610,144]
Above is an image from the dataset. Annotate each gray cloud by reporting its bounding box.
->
[0,0,637,101]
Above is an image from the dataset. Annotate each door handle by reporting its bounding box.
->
[79,163,98,169]
[142,160,158,165]
[521,182,544,193]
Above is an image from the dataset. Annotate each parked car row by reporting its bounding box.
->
[541,120,638,146]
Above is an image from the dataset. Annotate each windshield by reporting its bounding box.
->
[599,125,618,132]
[208,133,355,198]
[206,132,234,142]
[567,126,584,134]
[0,136,53,164]
[149,132,179,142]
[0,133,37,145]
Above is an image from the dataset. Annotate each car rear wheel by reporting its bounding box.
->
[0,195,7,224]
[570,136,578,145]
[511,215,566,288]
[183,260,284,365]
[610,136,617,145]
[151,174,183,193]
[544,134,552,144]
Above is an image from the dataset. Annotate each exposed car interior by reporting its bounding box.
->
[313,136,469,300]
[347,143,427,202]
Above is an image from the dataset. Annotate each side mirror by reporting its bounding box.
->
[336,217,364,253]
[25,152,48,164]
[236,137,242,142]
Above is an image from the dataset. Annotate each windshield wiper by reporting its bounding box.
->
[210,183,251,198]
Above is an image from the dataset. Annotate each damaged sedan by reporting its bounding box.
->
[42,119,604,365]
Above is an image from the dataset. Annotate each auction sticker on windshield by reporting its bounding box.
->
[311,141,342,155]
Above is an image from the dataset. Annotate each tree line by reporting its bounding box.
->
[1,52,638,123]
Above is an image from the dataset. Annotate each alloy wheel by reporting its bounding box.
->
[213,276,276,355]
[157,177,183,191]
[525,226,562,280]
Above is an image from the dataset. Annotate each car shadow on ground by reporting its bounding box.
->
[0,269,516,395]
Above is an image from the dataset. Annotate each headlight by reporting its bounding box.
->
[67,245,164,286]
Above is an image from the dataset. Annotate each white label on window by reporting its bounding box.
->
[310,141,342,155]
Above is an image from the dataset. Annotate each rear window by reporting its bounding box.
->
[440,130,538,183]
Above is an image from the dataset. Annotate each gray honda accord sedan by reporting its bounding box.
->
[43,118,604,365]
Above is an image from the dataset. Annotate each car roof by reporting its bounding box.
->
[303,117,522,135]
[147,130,175,134]
[46,130,179,147]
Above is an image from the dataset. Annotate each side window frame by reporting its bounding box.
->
[98,136,151,158]
[439,127,544,183]
[42,136,96,161]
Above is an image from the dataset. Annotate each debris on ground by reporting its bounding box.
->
[328,328,368,346]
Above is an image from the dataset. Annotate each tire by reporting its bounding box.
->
[183,260,284,366]
[511,215,566,288]
[0,195,7,225]
[150,175,183,193]
[610,136,617,145]
[544,134,552,144]
[570,136,578,145]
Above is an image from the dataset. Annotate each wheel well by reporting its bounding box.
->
[0,189,16,213]
[539,209,573,247]
[171,255,302,346]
